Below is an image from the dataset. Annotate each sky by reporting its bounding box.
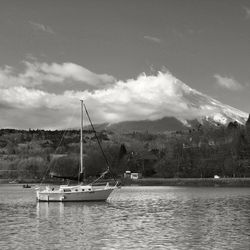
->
[0,0,250,129]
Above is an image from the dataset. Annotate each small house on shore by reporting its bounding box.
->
[124,171,142,179]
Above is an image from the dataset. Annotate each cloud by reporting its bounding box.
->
[243,6,250,19]
[0,61,115,89]
[214,74,243,91]
[0,86,79,129]
[0,63,247,129]
[29,21,55,34]
[144,35,162,44]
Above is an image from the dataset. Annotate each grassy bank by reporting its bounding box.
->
[122,177,250,187]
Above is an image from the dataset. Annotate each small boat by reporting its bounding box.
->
[36,100,118,202]
[23,184,31,188]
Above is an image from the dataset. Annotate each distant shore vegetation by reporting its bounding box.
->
[1,115,250,181]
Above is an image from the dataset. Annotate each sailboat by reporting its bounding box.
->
[36,100,118,202]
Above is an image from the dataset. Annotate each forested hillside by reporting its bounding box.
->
[1,115,250,181]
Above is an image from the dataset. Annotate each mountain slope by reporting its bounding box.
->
[181,88,248,125]
[105,77,248,133]
[107,117,187,133]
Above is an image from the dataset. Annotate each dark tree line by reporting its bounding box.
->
[1,115,250,180]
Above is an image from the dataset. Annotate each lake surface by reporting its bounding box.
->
[0,185,250,250]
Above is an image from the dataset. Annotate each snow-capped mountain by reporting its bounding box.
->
[180,87,248,126]
[82,71,248,133]
[105,76,248,133]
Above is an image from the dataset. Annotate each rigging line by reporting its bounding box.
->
[83,104,117,183]
[90,170,109,185]
[39,107,77,185]
[83,104,110,169]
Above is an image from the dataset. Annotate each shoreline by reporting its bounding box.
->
[2,177,250,187]
[122,177,250,187]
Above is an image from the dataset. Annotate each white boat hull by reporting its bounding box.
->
[36,186,115,202]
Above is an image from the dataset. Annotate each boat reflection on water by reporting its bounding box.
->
[36,200,110,219]
[36,202,64,219]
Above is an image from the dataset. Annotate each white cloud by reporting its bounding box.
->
[36,62,115,85]
[0,61,115,89]
[29,21,55,34]
[214,74,243,91]
[144,35,162,44]
[243,6,250,19]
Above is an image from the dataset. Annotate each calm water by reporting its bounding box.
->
[0,185,250,250]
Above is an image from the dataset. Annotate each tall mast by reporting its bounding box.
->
[80,100,84,181]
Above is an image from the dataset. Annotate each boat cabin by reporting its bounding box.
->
[59,185,93,193]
